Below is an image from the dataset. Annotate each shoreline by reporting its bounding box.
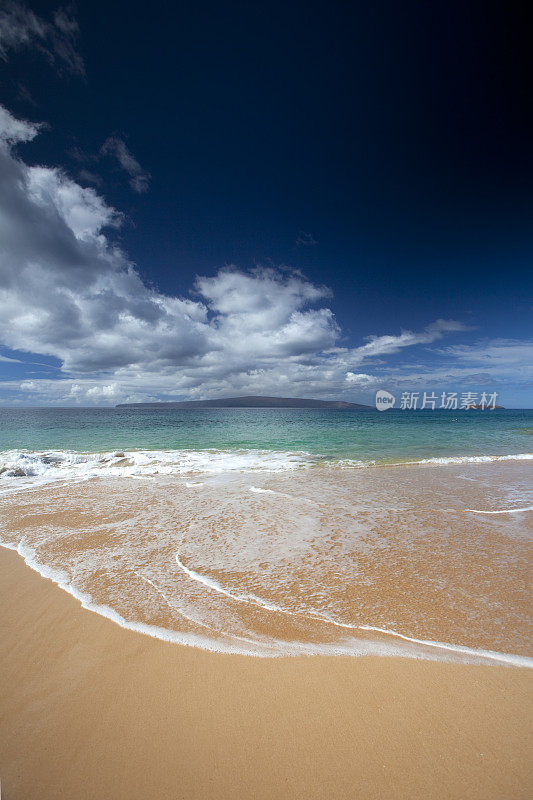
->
[1,458,531,663]
[1,545,532,799]
[3,538,532,666]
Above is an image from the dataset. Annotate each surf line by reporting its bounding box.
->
[133,569,290,653]
[465,505,533,514]
[174,552,532,667]
[175,553,287,614]
[132,570,216,632]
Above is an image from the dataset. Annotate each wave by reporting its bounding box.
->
[466,505,533,515]
[408,453,533,465]
[0,540,269,655]
[3,537,531,666]
[175,552,293,615]
[333,453,533,468]
[173,551,532,668]
[0,448,315,493]
[1,448,531,494]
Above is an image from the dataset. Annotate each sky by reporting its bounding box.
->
[0,0,531,407]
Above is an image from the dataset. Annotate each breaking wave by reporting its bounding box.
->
[1,448,532,494]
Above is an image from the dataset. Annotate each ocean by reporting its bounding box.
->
[1,407,532,664]
[1,406,532,461]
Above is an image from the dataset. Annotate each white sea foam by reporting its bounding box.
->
[410,453,533,465]
[1,538,482,662]
[173,551,533,668]
[175,552,292,614]
[321,453,533,469]
[357,625,533,668]
[0,448,316,494]
[2,449,531,496]
[0,540,269,655]
[2,447,531,666]
[2,528,532,667]
[466,505,533,515]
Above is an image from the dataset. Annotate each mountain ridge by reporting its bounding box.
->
[116,395,373,410]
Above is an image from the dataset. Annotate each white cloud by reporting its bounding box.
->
[0,104,40,143]
[436,339,533,370]
[357,338,533,392]
[101,136,151,193]
[350,319,470,360]
[0,1,84,75]
[345,373,375,384]
[0,106,479,405]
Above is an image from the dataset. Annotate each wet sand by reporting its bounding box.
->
[1,546,532,800]
[2,462,532,659]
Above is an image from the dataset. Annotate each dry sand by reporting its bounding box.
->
[1,545,532,800]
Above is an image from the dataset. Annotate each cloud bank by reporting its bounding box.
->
[1,105,518,406]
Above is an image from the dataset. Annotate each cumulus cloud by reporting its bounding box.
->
[0,1,84,75]
[345,372,375,384]
[0,105,473,405]
[0,107,337,387]
[101,136,151,193]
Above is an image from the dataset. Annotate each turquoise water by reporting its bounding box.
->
[0,407,531,462]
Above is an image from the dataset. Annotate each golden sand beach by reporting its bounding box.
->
[1,544,532,800]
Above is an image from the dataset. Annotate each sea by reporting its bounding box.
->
[1,407,532,665]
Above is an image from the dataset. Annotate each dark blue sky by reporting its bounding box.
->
[0,0,531,405]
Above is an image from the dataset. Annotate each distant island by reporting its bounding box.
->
[116,395,373,410]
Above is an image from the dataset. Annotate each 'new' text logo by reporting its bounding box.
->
[375,390,396,411]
